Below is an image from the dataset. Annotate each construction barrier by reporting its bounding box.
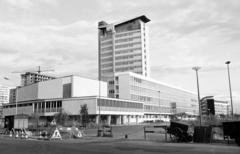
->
[50,128,62,140]
[144,125,168,141]
[97,125,113,137]
[193,126,212,143]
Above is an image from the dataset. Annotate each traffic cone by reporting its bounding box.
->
[21,131,25,139]
[39,131,42,138]
[15,131,19,138]
[9,131,12,137]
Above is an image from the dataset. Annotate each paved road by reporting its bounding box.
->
[0,137,239,154]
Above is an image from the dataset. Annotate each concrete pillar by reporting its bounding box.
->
[116,116,121,125]
[106,115,111,126]
[122,115,127,124]
[95,115,99,125]
[127,115,130,124]
[136,115,139,124]
[44,102,46,113]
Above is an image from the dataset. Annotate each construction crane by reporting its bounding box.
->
[12,66,54,74]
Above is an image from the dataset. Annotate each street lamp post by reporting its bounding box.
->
[192,66,202,126]
[158,91,160,119]
[15,87,18,115]
[97,79,101,137]
[225,61,234,119]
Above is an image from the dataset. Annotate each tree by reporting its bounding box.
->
[80,104,89,127]
[54,109,69,126]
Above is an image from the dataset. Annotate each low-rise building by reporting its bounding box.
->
[115,72,198,116]
[3,74,199,129]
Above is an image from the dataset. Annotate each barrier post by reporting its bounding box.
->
[144,127,146,140]
[165,126,167,142]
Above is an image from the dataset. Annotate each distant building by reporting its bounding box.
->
[9,88,17,103]
[0,84,10,119]
[98,15,150,98]
[21,72,55,86]
[0,85,9,105]
[214,100,230,115]
[200,96,229,116]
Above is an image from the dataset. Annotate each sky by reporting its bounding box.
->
[0,0,240,112]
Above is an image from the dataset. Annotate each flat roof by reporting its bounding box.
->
[99,15,150,28]
[3,96,144,106]
[115,72,196,95]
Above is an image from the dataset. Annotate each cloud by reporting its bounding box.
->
[2,0,58,9]
[0,19,98,79]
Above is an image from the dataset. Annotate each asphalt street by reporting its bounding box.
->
[0,137,240,154]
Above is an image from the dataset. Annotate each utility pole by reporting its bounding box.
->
[158,91,160,118]
[97,79,101,136]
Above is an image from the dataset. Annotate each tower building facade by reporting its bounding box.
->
[98,15,150,97]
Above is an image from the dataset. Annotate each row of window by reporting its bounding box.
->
[101,46,112,52]
[115,48,141,55]
[130,76,196,99]
[115,36,141,43]
[115,31,140,38]
[97,99,143,109]
[115,60,142,66]
[115,65,142,72]
[101,69,113,73]
[101,52,112,57]
[3,103,32,108]
[34,101,62,109]
[101,57,112,63]
[101,63,113,68]
[0,96,8,100]
[115,42,141,49]
[115,54,141,60]
[144,105,181,114]
[101,40,112,46]
[131,94,151,102]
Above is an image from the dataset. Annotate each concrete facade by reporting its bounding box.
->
[3,96,144,125]
[16,75,107,102]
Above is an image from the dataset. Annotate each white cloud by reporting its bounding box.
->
[0,19,97,80]
[2,0,58,9]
